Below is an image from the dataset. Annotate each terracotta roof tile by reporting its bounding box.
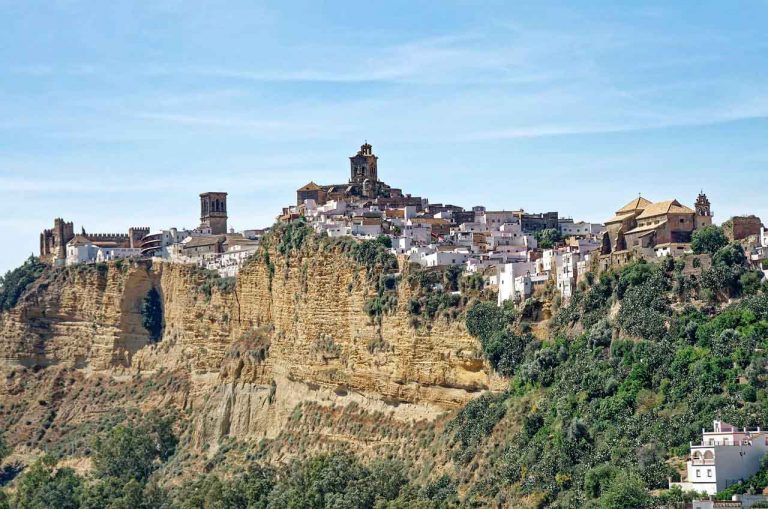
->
[636,200,694,219]
[617,196,652,213]
[297,181,322,192]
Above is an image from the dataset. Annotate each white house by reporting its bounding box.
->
[497,261,537,305]
[478,211,521,230]
[514,273,548,301]
[692,494,768,509]
[66,235,98,266]
[671,421,768,496]
[559,221,605,237]
[655,243,691,258]
[556,251,580,301]
[422,249,470,267]
[538,249,565,275]
[95,247,141,263]
[391,236,412,255]
[401,223,432,244]
[406,245,437,266]
[350,221,382,237]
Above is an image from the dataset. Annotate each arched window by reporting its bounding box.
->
[704,451,714,461]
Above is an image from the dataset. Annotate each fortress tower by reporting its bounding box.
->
[200,192,228,235]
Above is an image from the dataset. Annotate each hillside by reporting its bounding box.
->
[1,223,767,508]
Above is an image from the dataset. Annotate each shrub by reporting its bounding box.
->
[691,225,728,255]
[535,228,562,249]
[12,458,82,509]
[465,302,507,343]
[448,392,508,450]
[0,256,46,311]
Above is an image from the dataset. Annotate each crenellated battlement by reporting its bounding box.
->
[86,233,130,241]
[40,219,151,263]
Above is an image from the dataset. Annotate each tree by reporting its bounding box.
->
[0,256,46,311]
[741,271,764,296]
[535,228,562,249]
[465,302,507,343]
[598,475,651,509]
[13,458,82,509]
[483,330,531,376]
[92,425,158,483]
[374,234,392,249]
[691,225,728,255]
[0,435,9,464]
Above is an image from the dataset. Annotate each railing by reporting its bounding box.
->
[691,459,716,465]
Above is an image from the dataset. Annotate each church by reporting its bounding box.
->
[602,192,713,254]
[296,143,423,209]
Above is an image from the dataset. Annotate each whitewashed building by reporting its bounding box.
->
[556,251,579,301]
[559,220,605,237]
[66,236,98,266]
[671,421,768,495]
[95,247,141,263]
[497,261,537,304]
[422,249,470,267]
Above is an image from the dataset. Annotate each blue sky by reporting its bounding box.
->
[1,1,767,273]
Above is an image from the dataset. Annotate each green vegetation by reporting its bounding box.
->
[0,256,46,311]
[405,265,490,328]
[173,453,458,509]
[465,301,533,376]
[1,433,456,509]
[0,436,8,464]
[1,413,177,509]
[447,249,768,505]
[535,228,562,249]
[691,224,728,255]
[140,287,163,342]
[190,266,235,300]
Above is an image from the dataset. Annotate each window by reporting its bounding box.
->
[696,469,701,478]
[724,438,729,445]
[707,469,712,477]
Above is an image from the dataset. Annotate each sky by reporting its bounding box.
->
[1,0,767,273]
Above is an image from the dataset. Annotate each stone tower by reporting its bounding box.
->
[200,192,228,235]
[349,142,378,184]
[694,191,713,229]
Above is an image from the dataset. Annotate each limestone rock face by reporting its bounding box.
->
[0,238,501,451]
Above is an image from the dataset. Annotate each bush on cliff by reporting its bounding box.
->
[0,256,46,311]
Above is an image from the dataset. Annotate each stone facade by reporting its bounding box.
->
[603,193,711,254]
[200,192,228,235]
[40,218,74,265]
[40,219,149,266]
[723,215,763,241]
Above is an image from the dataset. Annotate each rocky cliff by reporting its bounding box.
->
[0,231,500,462]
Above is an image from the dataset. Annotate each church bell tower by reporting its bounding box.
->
[200,192,228,235]
[694,191,712,229]
[349,142,378,184]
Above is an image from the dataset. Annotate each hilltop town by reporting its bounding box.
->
[2,141,768,508]
[38,142,768,306]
